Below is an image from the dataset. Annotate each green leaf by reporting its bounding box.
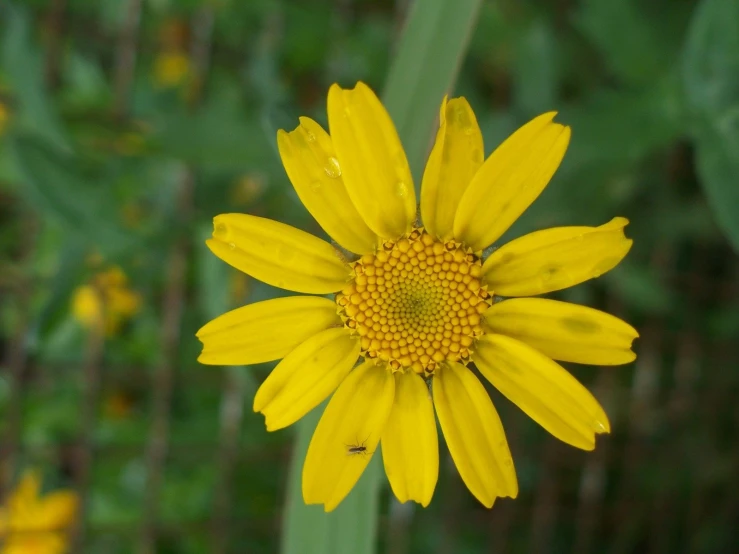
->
[30,236,88,343]
[7,134,133,256]
[575,0,671,85]
[383,0,483,184]
[682,0,739,251]
[691,115,739,251]
[280,1,481,553]
[156,84,274,171]
[0,4,69,149]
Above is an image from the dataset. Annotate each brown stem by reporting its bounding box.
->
[112,0,143,121]
[69,317,105,549]
[137,171,192,554]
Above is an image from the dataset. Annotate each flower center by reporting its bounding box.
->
[336,228,490,375]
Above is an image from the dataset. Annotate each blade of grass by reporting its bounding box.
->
[384,0,483,184]
[280,1,481,553]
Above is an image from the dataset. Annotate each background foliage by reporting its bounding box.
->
[0,0,738,552]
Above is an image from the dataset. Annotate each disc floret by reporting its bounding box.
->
[336,228,491,375]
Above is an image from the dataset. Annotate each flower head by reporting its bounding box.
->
[197,82,638,511]
[152,51,191,89]
[0,470,78,554]
[71,266,141,336]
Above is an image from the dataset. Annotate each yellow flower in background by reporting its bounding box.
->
[152,51,191,89]
[0,470,78,554]
[71,266,141,336]
[0,102,9,136]
[197,82,638,511]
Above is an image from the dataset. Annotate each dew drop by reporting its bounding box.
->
[463,125,475,136]
[228,242,236,250]
[595,421,607,433]
[305,131,316,143]
[324,157,342,178]
[396,181,409,198]
[214,222,228,237]
[310,180,322,192]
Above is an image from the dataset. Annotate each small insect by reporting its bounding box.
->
[346,437,372,457]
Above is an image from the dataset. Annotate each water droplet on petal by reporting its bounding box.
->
[228,242,236,250]
[463,125,474,136]
[214,222,228,237]
[396,181,409,198]
[595,421,607,433]
[324,157,342,178]
[310,180,322,191]
[305,131,316,142]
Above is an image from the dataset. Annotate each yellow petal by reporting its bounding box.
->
[4,535,67,553]
[302,360,395,512]
[474,334,610,451]
[420,97,484,241]
[207,214,351,294]
[277,117,378,255]
[254,327,360,431]
[454,112,571,251]
[381,372,438,507]
[484,298,639,365]
[36,491,78,529]
[197,296,341,366]
[9,470,41,511]
[433,362,518,508]
[482,217,633,296]
[327,82,416,240]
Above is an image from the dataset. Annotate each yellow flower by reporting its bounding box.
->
[0,102,9,136]
[152,51,191,89]
[0,470,78,554]
[71,266,141,336]
[197,82,638,511]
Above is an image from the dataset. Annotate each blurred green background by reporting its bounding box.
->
[1,0,738,552]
